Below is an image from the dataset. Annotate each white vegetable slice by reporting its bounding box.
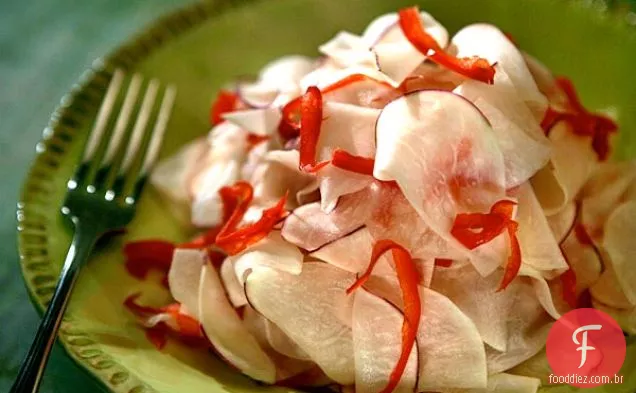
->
[590,264,633,309]
[430,263,514,352]
[445,373,541,393]
[151,138,206,205]
[373,41,427,86]
[319,166,373,213]
[453,81,550,187]
[353,289,418,393]
[374,90,507,275]
[222,107,281,136]
[363,277,488,390]
[198,264,276,383]
[168,249,207,315]
[513,183,568,277]
[319,31,377,68]
[591,298,636,335]
[603,201,636,306]
[190,160,240,227]
[301,65,398,92]
[281,188,373,251]
[259,55,315,96]
[245,263,356,384]
[228,231,303,285]
[220,258,247,308]
[452,24,547,119]
[545,202,576,244]
[518,265,562,320]
[252,150,315,209]
[264,319,311,361]
[508,349,551,384]
[560,227,602,294]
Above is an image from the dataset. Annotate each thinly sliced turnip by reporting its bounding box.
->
[236,82,279,109]
[264,318,311,361]
[227,231,303,285]
[518,265,562,320]
[168,249,206,315]
[485,278,552,374]
[512,183,568,278]
[191,160,241,227]
[222,107,281,136]
[220,258,247,307]
[453,81,550,188]
[508,349,551,385]
[281,188,372,251]
[252,150,315,209]
[362,11,448,48]
[198,264,276,383]
[316,102,379,211]
[245,262,356,384]
[373,90,507,275]
[560,226,602,294]
[321,74,399,109]
[430,263,514,352]
[400,62,464,93]
[590,264,633,309]
[258,55,315,96]
[363,277,488,390]
[206,121,250,160]
[591,298,636,335]
[353,289,418,393]
[529,166,567,217]
[545,202,576,244]
[319,31,377,68]
[603,201,636,306]
[445,373,541,393]
[301,65,398,92]
[580,160,636,244]
[452,24,547,119]
[522,52,564,108]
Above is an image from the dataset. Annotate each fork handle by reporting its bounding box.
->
[11,224,99,393]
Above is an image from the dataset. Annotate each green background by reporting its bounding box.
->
[0,1,190,391]
[1,1,636,392]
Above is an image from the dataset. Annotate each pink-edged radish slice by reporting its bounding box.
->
[362,11,448,48]
[590,263,633,310]
[452,24,547,119]
[198,263,276,383]
[264,319,311,361]
[445,373,541,393]
[245,262,356,384]
[560,226,602,294]
[591,298,636,335]
[363,277,488,390]
[603,200,636,305]
[319,31,377,68]
[168,249,207,315]
[352,289,418,393]
[281,188,373,251]
[227,231,303,285]
[220,258,247,308]
[430,263,515,352]
[546,202,576,244]
[580,160,636,244]
[513,183,568,278]
[535,122,599,215]
[453,81,550,188]
[222,107,282,136]
[252,150,315,209]
[374,90,506,275]
[309,227,394,277]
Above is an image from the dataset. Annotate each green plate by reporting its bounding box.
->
[16,0,636,392]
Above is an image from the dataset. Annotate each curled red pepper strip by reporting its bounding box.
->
[246,133,270,150]
[434,258,453,268]
[215,193,288,255]
[219,181,254,233]
[559,261,578,309]
[347,240,420,393]
[398,7,495,84]
[124,240,175,280]
[299,86,329,172]
[322,73,395,94]
[451,200,521,291]
[331,149,375,176]
[210,90,239,126]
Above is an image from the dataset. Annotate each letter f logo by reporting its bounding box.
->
[572,324,602,368]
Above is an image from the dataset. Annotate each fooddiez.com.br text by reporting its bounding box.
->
[548,374,624,385]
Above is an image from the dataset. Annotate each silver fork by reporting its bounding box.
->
[11,69,176,393]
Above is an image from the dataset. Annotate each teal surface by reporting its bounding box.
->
[0,1,191,392]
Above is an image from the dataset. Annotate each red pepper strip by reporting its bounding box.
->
[299,86,329,172]
[322,73,395,94]
[347,240,420,393]
[210,90,239,126]
[496,221,522,292]
[218,181,254,233]
[331,149,375,176]
[215,193,288,255]
[247,133,270,150]
[124,240,175,280]
[560,263,578,309]
[434,258,453,268]
[398,7,495,84]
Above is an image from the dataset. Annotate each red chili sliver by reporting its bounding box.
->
[216,193,288,255]
[398,7,495,84]
[298,86,329,172]
[322,73,395,94]
[434,258,453,268]
[347,240,420,393]
[247,133,270,150]
[331,149,375,176]
[219,181,254,233]
[560,265,578,309]
[123,240,175,280]
[496,221,521,292]
[210,90,238,126]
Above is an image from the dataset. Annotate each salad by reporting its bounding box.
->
[122,6,636,393]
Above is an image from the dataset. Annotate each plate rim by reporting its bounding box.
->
[15,0,259,392]
[14,0,636,393]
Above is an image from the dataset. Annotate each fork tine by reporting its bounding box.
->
[140,85,177,175]
[81,69,124,163]
[101,73,143,166]
[119,79,160,173]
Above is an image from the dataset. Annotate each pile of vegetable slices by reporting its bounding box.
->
[123,6,636,393]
